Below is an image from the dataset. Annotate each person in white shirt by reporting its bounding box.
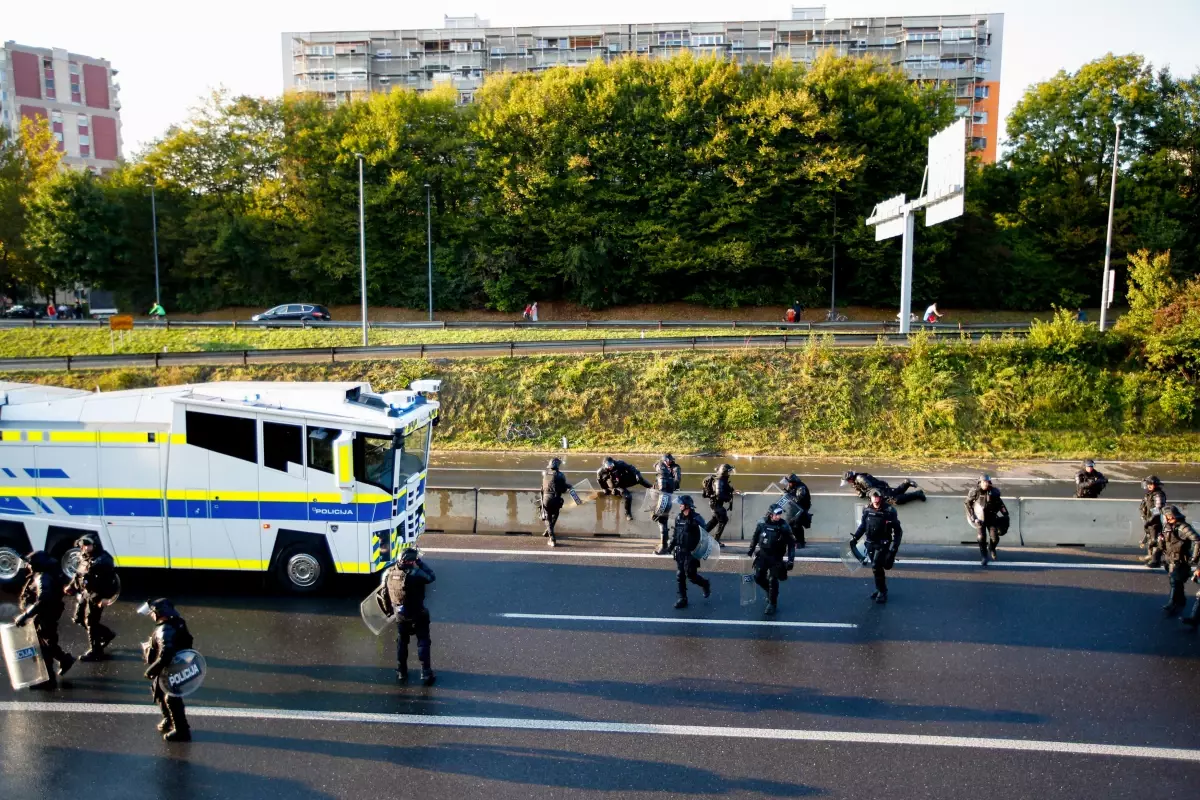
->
[923,303,942,324]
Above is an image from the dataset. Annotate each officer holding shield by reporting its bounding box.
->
[540,458,570,548]
[140,598,194,741]
[65,534,118,660]
[652,454,681,555]
[382,548,437,686]
[850,490,903,604]
[747,505,797,615]
[782,473,813,548]
[669,496,711,609]
[13,551,75,689]
[965,474,1010,567]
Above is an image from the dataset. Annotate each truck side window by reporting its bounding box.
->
[263,421,303,473]
[186,410,257,463]
[307,426,341,474]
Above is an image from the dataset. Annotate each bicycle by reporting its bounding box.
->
[500,421,540,441]
[825,309,849,323]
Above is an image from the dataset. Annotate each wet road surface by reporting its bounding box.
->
[3,537,1200,799]
[429,453,1200,501]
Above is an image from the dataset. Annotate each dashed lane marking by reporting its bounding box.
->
[498,612,856,629]
[2,701,1198,762]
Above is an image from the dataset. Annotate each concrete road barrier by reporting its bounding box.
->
[1020,498,1198,547]
[425,488,477,533]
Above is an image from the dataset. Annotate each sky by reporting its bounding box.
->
[4,0,1199,157]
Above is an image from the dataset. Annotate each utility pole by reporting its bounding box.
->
[425,183,433,321]
[356,153,368,346]
[150,183,161,305]
[1100,119,1122,333]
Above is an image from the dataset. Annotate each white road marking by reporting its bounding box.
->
[499,612,856,629]
[421,547,1149,571]
[2,701,1198,762]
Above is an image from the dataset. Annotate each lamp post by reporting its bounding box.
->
[1099,119,1122,333]
[355,153,368,346]
[150,183,161,306]
[425,183,433,321]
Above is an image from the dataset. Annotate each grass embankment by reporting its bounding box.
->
[2,332,1196,461]
[0,326,756,358]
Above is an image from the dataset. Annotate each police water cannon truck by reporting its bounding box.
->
[0,379,441,592]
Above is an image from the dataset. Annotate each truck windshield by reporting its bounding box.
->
[354,434,396,493]
[397,423,430,485]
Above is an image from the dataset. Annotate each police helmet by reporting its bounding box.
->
[548,457,562,470]
[768,504,784,518]
[718,463,734,475]
[1165,506,1185,521]
[137,597,179,619]
[75,533,100,550]
[677,495,695,510]
[868,489,884,501]
[23,550,55,573]
[662,453,675,464]
[1083,459,1096,469]
[603,457,616,469]
[1144,475,1161,489]
[979,474,992,486]
[787,473,801,484]
[400,547,420,563]
[843,470,856,481]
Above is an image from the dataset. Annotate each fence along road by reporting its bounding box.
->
[0,329,1028,372]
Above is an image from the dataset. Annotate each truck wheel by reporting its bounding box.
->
[60,546,83,580]
[0,543,24,587]
[276,544,326,593]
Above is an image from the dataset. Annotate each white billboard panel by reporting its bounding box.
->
[867,193,906,240]
[924,118,966,225]
[926,195,964,227]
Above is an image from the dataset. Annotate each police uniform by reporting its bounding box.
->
[540,462,570,547]
[704,466,735,544]
[382,552,437,685]
[845,471,925,505]
[652,456,681,554]
[1075,465,1108,498]
[14,551,74,688]
[597,458,652,518]
[783,474,813,548]
[669,499,711,608]
[850,500,903,603]
[1140,478,1167,567]
[142,599,194,741]
[66,536,118,660]
[747,511,797,614]
[1161,510,1200,618]
[965,483,1009,566]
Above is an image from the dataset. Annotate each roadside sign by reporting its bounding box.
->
[109,315,133,331]
[925,118,967,226]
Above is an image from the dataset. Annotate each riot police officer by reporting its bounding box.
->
[965,474,1010,567]
[13,551,75,688]
[703,464,736,545]
[140,598,193,741]
[782,473,813,548]
[1159,507,1200,619]
[1075,460,1108,498]
[668,495,711,609]
[1139,476,1167,568]
[65,534,118,660]
[381,547,437,686]
[849,490,904,604]
[747,504,797,615]
[597,457,652,520]
[652,454,682,555]
[843,470,926,505]
[540,458,570,548]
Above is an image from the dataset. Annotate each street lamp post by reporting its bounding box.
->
[1100,119,1122,333]
[150,183,161,306]
[425,183,433,321]
[355,153,368,346]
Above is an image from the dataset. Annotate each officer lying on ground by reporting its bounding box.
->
[843,470,926,505]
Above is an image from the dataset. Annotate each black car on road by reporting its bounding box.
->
[251,303,332,323]
[3,305,46,319]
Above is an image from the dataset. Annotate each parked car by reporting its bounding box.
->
[251,303,332,323]
[4,305,46,319]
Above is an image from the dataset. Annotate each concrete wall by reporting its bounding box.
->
[424,487,1198,547]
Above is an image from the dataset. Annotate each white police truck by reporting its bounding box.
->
[0,379,440,592]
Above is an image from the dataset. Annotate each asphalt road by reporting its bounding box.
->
[3,538,1200,799]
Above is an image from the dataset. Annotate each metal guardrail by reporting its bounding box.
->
[0,330,1028,372]
[0,317,1033,333]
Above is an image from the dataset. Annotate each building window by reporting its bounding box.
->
[570,35,602,48]
[693,35,724,46]
[80,144,90,157]
[658,31,688,46]
[975,85,990,99]
[449,41,469,52]
[971,136,987,151]
[307,427,342,474]
[263,421,304,474]
[954,105,970,118]
[973,111,988,125]
[78,134,90,145]
[186,410,258,463]
[51,110,63,123]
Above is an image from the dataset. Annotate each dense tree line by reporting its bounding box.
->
[0,51,1196,313]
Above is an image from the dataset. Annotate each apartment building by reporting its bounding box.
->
[282,8,1003,162]
[0,41,123,172]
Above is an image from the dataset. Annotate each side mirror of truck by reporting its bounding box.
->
[334,431,355,498]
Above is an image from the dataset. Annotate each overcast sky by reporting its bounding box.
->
[5,0,1199,156]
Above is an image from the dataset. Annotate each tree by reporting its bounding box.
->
[0,117,62,297]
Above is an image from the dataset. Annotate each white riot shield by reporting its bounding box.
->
[641,489,674,519]
[777,496,802,526]
[1,622,50,690]
[158,649,207,698]
[693,533,721,561]
[360,585,396,636]
[562,479,599,512]
[739,556,758,606]
[97,574,121,607]
[840,541,866,573]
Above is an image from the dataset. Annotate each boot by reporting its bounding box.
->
[57,653,75,676]
[764,602,777,615]
[79,649,104,662]
[875,592,888,605]
[674,597,688,609]
[421,668,436,687]
[989,546,999,562]
[913,490,927,502]
[701,583,711,599]
[547,536,557,548]
[1163,603,1182,617]
[397,669,409,684]
[164,728,192,742]
[157,718,172,733]
[654,548,669,555]
[1182,617,1199,630]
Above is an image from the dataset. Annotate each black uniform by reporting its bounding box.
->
[144,604,194,739]
[652,458,681,552]
[703,472,735,542]
[67,545,118,658]
[1140,486,1168,567]
[1075,468,1108,498]
[782,476,813,547]
[965,486,1010,564]
[14,553,73,687]
[747,516,797,610]
[669,510,711,606]
[382,556,437,683]
[849,472,925,505]
[1162,518,1200,615]
[541,467,570,544]
[597,460,652,517]
[851,503,903,601]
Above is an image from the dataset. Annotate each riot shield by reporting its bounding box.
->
[158,649,207,698]
[97,574,121,607]
[640,489,674,519]
[777,496,802,527]
[360,585,396,636]
[1,622,50,690]
[693,533,721,561]
[739,556,758,607]
[562,479,599,512]
[840,541,866,573]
